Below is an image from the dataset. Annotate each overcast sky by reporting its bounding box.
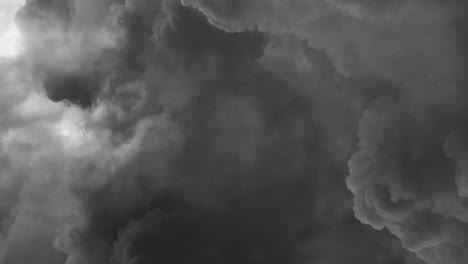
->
[0,1,467,264]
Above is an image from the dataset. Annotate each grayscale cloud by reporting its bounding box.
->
[0,0,467,264]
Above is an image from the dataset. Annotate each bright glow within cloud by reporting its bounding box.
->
[0,0,24,58]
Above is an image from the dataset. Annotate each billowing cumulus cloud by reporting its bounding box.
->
[2,0,468,264]
[171,1,468,263]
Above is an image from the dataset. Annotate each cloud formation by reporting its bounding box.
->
[2,0,467,264]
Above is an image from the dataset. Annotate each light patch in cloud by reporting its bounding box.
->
[0,0,24,58]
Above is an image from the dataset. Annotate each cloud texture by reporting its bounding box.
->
[1,0,468,263]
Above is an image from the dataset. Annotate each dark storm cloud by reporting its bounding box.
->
[172,1,468,263]
[12,1,419,264]
[175,1,468,263]
[52,2,421,264]
[4,0,468,264]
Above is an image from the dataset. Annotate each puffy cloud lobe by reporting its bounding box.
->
[346,108,468,263]
[346,97,468,263]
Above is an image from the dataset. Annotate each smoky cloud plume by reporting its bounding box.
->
[1,0,467,263]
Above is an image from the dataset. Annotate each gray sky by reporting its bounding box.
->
[1,1,468,264]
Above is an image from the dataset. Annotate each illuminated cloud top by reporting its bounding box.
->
[0,0,24,58]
